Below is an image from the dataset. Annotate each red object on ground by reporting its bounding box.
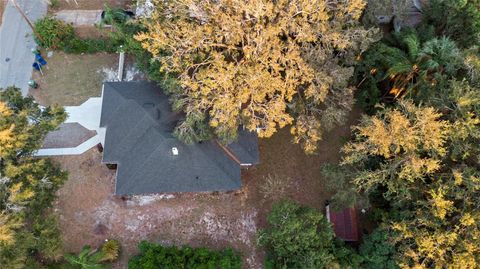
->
[326,206,359,242]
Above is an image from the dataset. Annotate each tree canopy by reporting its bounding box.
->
[257,200,366,269]
[354,28,464,113]
[136,0,377,153]
[338,82,480,267]
[0,87,67,268]
[422,0,480,48]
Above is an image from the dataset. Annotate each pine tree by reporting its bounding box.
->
[0,87,67,268]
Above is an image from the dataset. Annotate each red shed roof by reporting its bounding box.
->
[326,206,359,242]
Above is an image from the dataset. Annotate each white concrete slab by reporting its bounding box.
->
[54,10,102,26]
[35,95,106,156]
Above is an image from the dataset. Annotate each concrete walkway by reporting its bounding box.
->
[54,10,102,26]
[36,96,106,156]
[0,0,47,96]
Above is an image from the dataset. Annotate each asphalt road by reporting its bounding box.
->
[0,0,47,96]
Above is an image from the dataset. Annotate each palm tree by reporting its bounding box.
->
[380,33,462,98]
[382,33,422,97]
[64,246,107,269]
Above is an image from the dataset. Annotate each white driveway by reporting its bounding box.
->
[35,96,105,156]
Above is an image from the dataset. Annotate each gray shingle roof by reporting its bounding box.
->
[100,81,259,195]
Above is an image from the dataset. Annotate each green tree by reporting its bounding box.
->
[321,163,369,210]
[359,228,399,269]
[257,200,337,269]
[0,87,67,268]
[422,0,480,48]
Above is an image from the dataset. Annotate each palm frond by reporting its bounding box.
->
[402,34,421,61]
[385,62,415,78]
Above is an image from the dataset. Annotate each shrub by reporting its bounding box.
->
[100,239,120,262]
[34,17,75,50]
[101,7,132,25]
[63,38,118,54]
[259,174,291,200]
[128,241,242,269]
[49,0,60,9]
[34,17,121,54]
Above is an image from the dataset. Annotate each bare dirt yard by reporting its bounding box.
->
[51,108,361,269]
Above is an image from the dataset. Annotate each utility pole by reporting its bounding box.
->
[10,0,46,45]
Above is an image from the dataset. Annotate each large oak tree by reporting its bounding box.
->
[136,0,377,152]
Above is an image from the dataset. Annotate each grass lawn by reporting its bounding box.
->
[30,51,118,106]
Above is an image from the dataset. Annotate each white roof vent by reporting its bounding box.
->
[172,147,179,155]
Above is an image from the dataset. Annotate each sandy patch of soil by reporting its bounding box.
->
[51,107,361,268]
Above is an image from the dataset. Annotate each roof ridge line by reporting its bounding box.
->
[226,141,256,163]
[214,139,242,165]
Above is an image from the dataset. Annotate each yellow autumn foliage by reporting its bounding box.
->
[341,80,480,268]
[136,0,377,152]
[0,102,15,155]
[342,101,449,193]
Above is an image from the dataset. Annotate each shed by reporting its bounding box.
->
[326,205,360,242]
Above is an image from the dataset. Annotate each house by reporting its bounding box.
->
[100,81,260,195]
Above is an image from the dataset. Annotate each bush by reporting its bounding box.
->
[100,239,120,262]
[101,7,132,25]
[63,38,119,54]
[34,17,121,54]
[128,241,242,269]
[34,17,75,50]
[49,0,60,9]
